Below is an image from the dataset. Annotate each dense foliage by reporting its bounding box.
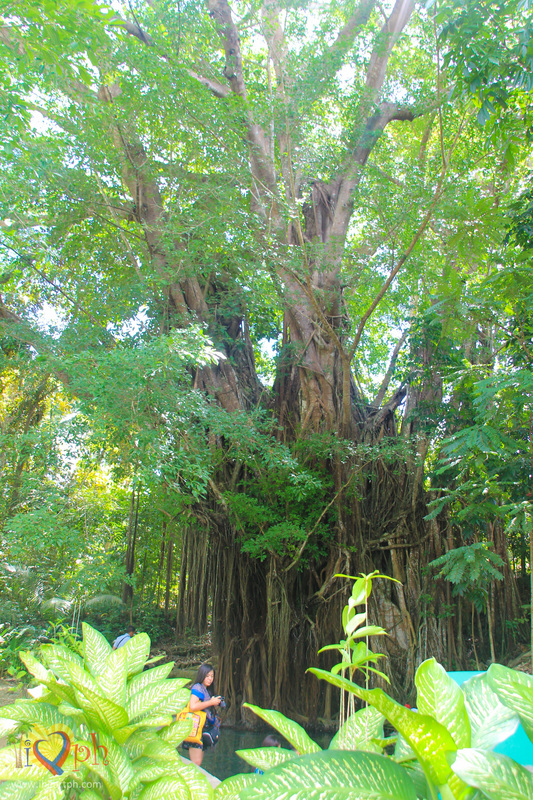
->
[0,0,532,717]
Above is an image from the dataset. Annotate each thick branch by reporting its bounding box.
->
[292,0,376,106]
[372,329,409,407]
[325,103,418,263]
[365,0,415,102]
[207,0,277,205]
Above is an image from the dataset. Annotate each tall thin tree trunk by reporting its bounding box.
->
[164,527,174,617]
[122,484,140,605]
[156,521,167,607]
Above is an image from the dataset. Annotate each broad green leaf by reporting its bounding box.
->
[416,659,471,747]
[114,715,174,744]
[137,775,192,800]
[452,747,533,799]
[131,759,171,785]
[165,757,214,800]
[349,625,386,639]
[345,612,366,636]
[235,746,295,771]
[462,673,519,749]
[159,717,194,746]
[242,704,321,754]
[97,646,128,706]
[40,646,84,682]
[0,745,45,781]
[123,633,151,677]
[309,669,456,786]
[31,778,65,800]
[80,741,122,800]
[329,706,385,752]
[142,738,181,761]
[123,729,160,760]
[126,681,190,722]
[82,623,112,677]
[19,653,50,683]
[74,683,128,732]
[79,792,104,800]
[393,736,429,798]
[239,749,418,800]
[0,702,70,731]
[214,773,258,798]
[66,661,104,699]
[488,664,533,742]
[0,783,39,800]
[127,663,176,698]
[99,730,135,795]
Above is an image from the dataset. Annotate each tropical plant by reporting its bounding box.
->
[317,570,397,729]
[0,622,212,800]
[429,543,505,666]
[214,659,533,800]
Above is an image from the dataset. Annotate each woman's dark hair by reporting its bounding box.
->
[195,663,215,696]
[262,735,281,747]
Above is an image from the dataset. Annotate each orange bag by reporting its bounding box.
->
[176,703,207,744]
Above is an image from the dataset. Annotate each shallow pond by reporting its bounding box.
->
[188,728,331,781]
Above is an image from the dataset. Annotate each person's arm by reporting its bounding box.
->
[189,693,221,712]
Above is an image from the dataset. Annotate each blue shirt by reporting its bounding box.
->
[113,633,131,649]
[190,683,216,724]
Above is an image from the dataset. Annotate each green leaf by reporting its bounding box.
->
[235,746,295,771]
[82,623,112,677]
[308,669,456,786]
[126,681,190,722]
[239,749,418,800]
[99,730,135,795]
[462,673,519,749]
[0,783,39,800]
[159,717,194,746]
[329,706,385,753]
[136,776,192,800]
[73,682,129,732]
[97,646,128,706]
[31,778,65,800]
[0,745,44,781]
[126,663,175,698]
[242,704,321,754]
[124,633,151,677]
[452,748,533,799]
[488,664,533,742]
[415,659,471,747]
[19,652,50,683]
[214,773,258,798]
[0,701,70,731]
[41,646,84,682]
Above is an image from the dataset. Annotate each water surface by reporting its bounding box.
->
[191,728,331,781]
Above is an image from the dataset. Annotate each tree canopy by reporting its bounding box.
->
[0,0,532,717]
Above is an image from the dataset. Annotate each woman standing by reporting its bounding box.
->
[183,662,222,766]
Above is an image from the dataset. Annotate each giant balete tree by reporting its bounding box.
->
[0,0,529,721]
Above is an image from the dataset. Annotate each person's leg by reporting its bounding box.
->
[188,746,203,766]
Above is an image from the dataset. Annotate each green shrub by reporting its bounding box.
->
[0,623,212,799]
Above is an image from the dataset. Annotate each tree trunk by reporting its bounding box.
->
[122,485,140,606]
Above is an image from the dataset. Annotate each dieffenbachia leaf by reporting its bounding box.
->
[462,672,519,749]
[309,668,456,787]
[329,706,385,753]
[452,747,533,799]
[416,659,471,748]
[242,704,321,755]
[239,749,417,800]
[487,664,533,743]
